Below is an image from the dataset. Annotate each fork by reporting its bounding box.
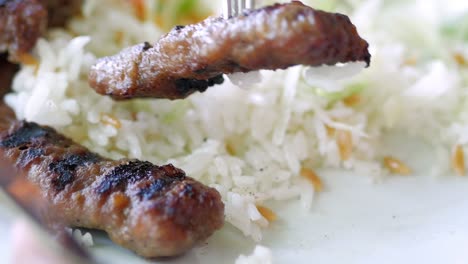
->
[223,0,256,18]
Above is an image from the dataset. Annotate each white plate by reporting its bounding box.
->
[1,134,468,263]
[89,174,468,264]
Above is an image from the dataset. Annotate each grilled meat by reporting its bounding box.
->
[88,1,371,100]
[0,55,18,96]
[42,0,83,28]
[0,56,17,131]
[0,120,224,257]
[1,0,224,257]
[0,60,225,257]
[0,0,82,62]
[0,0,47,62]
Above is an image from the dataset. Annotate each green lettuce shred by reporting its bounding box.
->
[313,82,367,103]
[441,12,468,41]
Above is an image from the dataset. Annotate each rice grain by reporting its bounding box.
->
[337,130,353,161]
[100,113,122,129]
[452,144,465,176]
[256,205,277,222]
[343,94,361,106]
[300,167,323,192]
[383,156,412,175]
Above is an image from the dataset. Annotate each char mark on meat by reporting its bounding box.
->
[49,152,101,191]
[174,25,185,31]
[0,120,224,257]
[98,161,186,197]
[88,1,371,100]
[142,41,152,51]
[175,75,224,96]
[17,147,44,167]
[0,121,52,148]
[98,160,155,194]
[137,164,186,200]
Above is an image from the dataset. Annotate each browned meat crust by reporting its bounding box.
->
[0,0,82,62]
[0,55,18,96]
[0,0,223,258]
[0,120,225,257]
[0,0,223,257]
[0,0,47,62]
[0,56,18,131]
[42,0,83,28]
[88,1,371,100]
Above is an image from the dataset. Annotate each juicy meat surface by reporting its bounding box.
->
[0,0,47,62]
[0,0,82,62]
[42,0,83,28]
[88,1,371,100]
[0,120,224,257]
[0,1,224,256]
[0,55,18,96]
[0,56,17,131]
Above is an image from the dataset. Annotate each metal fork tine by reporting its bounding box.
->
[233,0,239,16]
[245,0,255,10]
[223,0,232,19]
[239,0,246,11]
[223,0,255,19]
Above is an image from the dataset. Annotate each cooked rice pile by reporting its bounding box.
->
[4,0,468,244]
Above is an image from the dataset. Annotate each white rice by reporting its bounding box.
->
[4,0,468,261]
